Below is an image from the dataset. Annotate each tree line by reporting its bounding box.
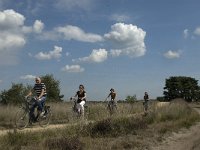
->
[0,75,200,105]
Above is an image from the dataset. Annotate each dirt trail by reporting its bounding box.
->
[151,106,200,150]
[0,120,92,137]
[0,124,68,136]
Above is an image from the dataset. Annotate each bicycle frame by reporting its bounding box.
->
[15,97,51,129]
[107,100,117,115]
[70,97,88,120]
[70,97,82,116]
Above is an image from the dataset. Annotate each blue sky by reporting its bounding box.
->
[0,0,200,100]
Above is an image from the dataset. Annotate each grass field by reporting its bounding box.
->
[0,100,199,149]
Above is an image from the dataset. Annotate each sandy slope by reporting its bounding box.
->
[150,106,200,150]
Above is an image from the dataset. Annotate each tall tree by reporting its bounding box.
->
[163,76,199,101]
[41,74,63,102]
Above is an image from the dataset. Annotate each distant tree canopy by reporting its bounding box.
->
[163,76,200,102]
[125,95,137,103]
[0,74,63,105]
[0,83,31,105]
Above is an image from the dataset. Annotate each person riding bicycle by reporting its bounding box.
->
[143,92,149,114]
[72,84,86,117]
[26,77,47,122]
[106,88,117,109]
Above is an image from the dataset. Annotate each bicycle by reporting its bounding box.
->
[69,97,89,121]
[105,99,117,115]
[15,97,52,130]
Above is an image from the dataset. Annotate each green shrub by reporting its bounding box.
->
[45,136,83,150]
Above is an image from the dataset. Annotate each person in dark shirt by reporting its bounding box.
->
[107,88,116,101]
[73,84,86,116]
[26,77,47,122]
[143,92,149,114]
[106,88,117,108]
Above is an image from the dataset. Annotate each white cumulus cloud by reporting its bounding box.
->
[0,9,26,51]
[56,25,103,42]
[0,9,25,28]
[40,25,103,42]
[61,65,85,73]
[164,50,181,59]
[74,49,108,63]
[22,20,44,34]
[33,20,44,33]
[104,23,146,58]
[20,75,36,80]
[35,45,62,60]
[0,9,45,65]
[0,32,26,51]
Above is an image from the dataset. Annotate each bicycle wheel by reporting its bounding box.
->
[15,109,29,130]
[39,107,52,127]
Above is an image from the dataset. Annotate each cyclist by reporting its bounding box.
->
[26,77,47,122]
[72,84,86,117]
[143,92,149,114]
[106,88,117,110]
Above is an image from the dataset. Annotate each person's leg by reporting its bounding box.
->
[37,96,46,112]
[29,99,37,122]
[76,103,81,114]
[144,101,148,114]
[79,101,85,116]
[36,97,46,118]
[108,101,112,113]
[113,100,117,110]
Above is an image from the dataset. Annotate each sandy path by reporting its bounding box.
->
[151,106,200,150]
[0,124,69,136]
[0,120,91,137]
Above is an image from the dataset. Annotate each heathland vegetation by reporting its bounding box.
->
[0,100,199,149]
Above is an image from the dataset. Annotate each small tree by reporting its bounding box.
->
[125,95,137,103]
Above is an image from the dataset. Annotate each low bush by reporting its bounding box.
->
[82,116,147,137]
[45,136,83,150]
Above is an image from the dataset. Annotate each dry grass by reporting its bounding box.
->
[0,105,19,129]
[0,101,200,149]
[0,101,143,129]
